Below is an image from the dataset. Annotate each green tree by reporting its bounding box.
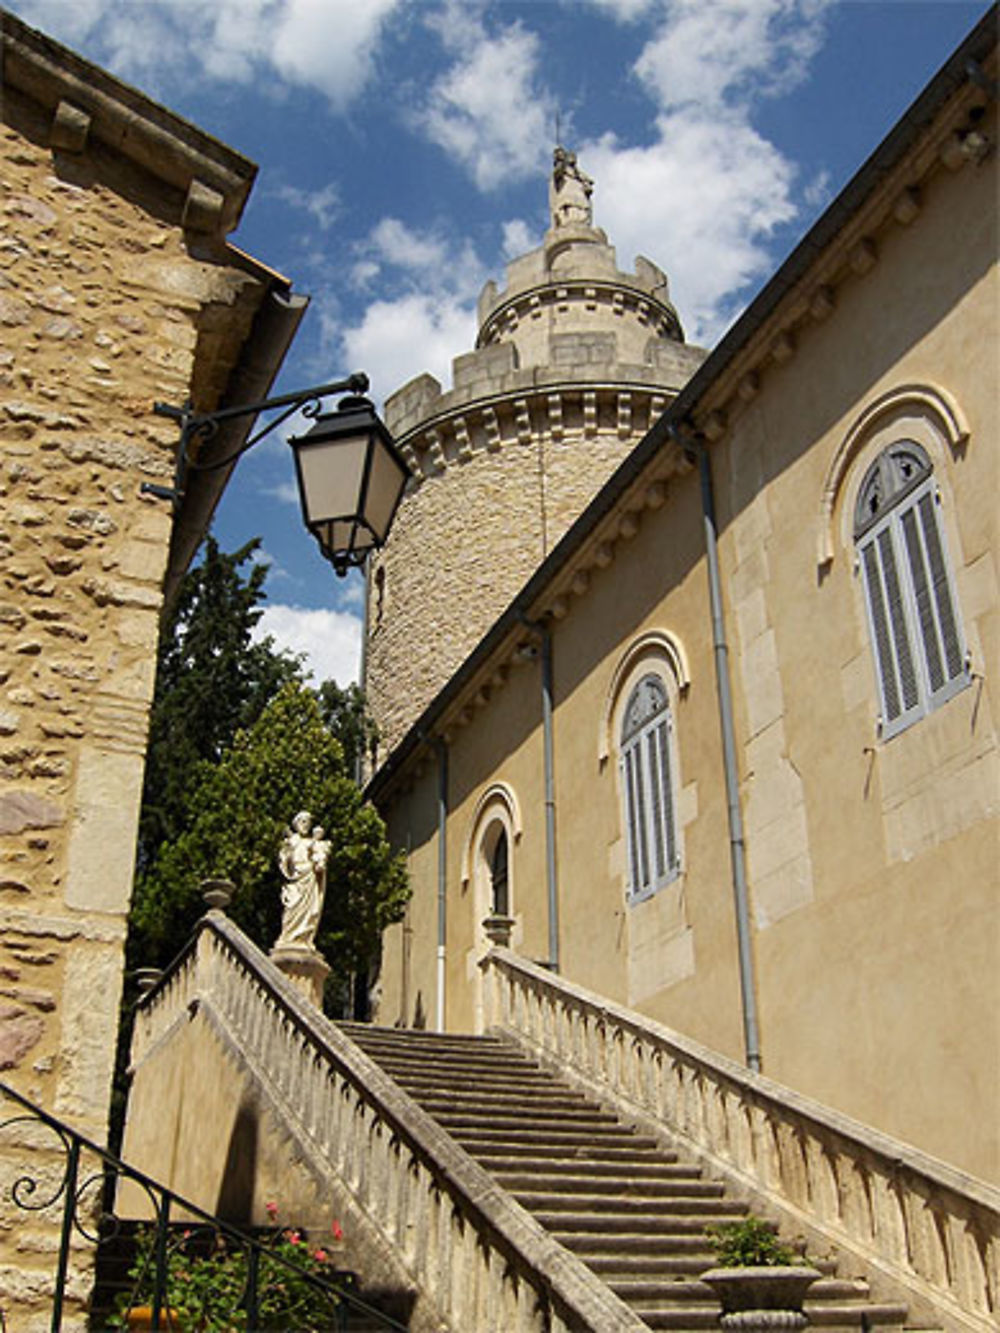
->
[131,683,408,1006]
[315,679,378,781]
[138,536,302,872]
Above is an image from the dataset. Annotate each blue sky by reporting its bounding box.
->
[9,0,989,684]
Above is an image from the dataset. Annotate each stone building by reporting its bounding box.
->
[108,17,997,1333]
[366,150,706,756]
[367,14,999,1187]
[0,10,302,1323]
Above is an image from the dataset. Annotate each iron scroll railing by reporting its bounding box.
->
[0,1080,408,1332]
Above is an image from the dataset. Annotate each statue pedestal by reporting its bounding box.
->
[270,945,330,1009]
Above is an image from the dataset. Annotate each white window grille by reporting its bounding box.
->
[854,441,969,738]
[620,674,679,902]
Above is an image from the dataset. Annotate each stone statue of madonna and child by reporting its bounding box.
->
[270,810,332,1007]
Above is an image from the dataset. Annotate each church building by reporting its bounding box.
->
[365,12,999,1188]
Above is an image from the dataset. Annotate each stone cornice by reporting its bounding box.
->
[397,378,680,484]
[1,7,255,234]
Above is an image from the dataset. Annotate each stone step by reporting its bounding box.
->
[512,1188,726,1214]
[362,1051,557,1079]
[394,1071,589,1097]
[498,1172,715,1198]
[431,1106,623,1130]
[556,1228,742,1252]
[531,1197,744,1226]
[337,1023,910,1333]
[345,1039,539,1069]
[485,1157,700,1182]
[339,1022,503,1051]
[454,1122,661,1147]
[412,1089,602,1115]
[586,1254,715,1279]
[472,1141,681,1165]
[622,1307,905,1333]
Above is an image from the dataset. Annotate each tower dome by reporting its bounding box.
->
[365,149,707,758]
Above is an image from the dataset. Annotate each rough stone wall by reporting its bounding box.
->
[367,388,672,757]
[0,107,264,1329]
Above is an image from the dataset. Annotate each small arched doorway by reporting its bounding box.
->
[488,826,509,917]
[461,784,521,1032]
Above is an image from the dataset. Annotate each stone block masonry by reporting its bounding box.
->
[0,26,283,1320]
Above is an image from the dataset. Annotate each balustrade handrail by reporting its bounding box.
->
[132,912,649,1332]
[485,947,999,1210]
[483,946,999,1332]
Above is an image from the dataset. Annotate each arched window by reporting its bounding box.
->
[620,674,679,902]
[854,441,968,738]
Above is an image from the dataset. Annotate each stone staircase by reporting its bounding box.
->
[339,1022,910,1332]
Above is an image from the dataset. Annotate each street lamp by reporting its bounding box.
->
[146,373,409,575]
[289,395,409,577]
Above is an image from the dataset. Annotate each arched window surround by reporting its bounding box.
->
[599,629,690,764]
[603,633,688,906]
[460,782,522,892]
[817,383,968,567]
[828,388,971,740]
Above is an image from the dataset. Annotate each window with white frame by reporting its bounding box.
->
[854,440,969,738]
[620,673,679,902]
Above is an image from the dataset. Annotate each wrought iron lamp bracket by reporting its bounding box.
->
[142,372,370,508]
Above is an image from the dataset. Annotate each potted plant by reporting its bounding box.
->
[701,1215,821,1331]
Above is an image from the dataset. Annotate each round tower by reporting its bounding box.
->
[365,148,706,757]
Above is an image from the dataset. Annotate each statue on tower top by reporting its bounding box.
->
[550,146,593,229]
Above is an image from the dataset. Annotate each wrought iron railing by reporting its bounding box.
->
[0,1080,408,1331]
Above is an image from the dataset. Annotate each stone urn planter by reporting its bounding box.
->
[702,1265,822,1331]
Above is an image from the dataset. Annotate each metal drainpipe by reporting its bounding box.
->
[520,616,560,973]
[540,623,560,973]
[690,436,762,1072]
[435,736,448,1032]
[357,556,371,786]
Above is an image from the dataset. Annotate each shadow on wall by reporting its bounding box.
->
[216,1096,258,1225]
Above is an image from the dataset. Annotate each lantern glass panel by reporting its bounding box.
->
[297,433,369,526]
[364,441,409,541]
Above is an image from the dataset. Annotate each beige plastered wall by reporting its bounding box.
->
[711,139,998,1183]
[0,86,267,1326]
[377,141,998,1183]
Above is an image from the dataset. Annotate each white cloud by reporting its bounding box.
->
[584,0,657,18]
[269,0,400,110]
[254,603,362,685]
[417,7,556,189]
[273,182,341,232]
[585,112,796,343]
[339,293,477,404]
[501,218,537,258]
[263,478,301,506]
[635,0,830,111]
[13,0,402,112]
[335,217,485,396]
[575,0,831,343]
[368,218,451,273]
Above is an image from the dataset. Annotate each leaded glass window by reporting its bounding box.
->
[620,674,679,902]
[854,442,968,737]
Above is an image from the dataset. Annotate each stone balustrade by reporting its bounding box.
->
[483,947,999,1333]
[132,915,648,1333]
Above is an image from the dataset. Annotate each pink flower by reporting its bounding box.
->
[331,1220,344,1241]
[265,1201,279,1220]
[288,1230,302,1245]
[313,1248,328,1263]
